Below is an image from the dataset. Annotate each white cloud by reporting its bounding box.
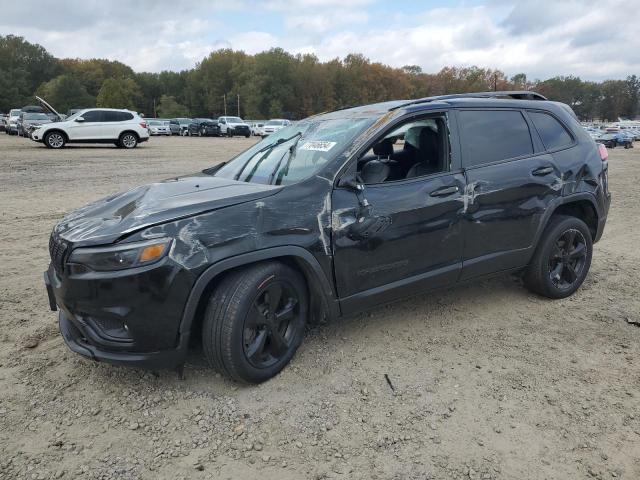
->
[0,0,637,79]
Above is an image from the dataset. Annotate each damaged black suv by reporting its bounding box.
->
[45,91,611,383]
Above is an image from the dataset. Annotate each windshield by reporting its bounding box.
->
[266,120,284,126]
[66,110,88,121]
[149,121,161,126]
[10,109,21,116]
[211,116,376,185]
[24,113,49,120]
[226,117,243,123]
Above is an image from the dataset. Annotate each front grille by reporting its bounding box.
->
[49,232,69,274]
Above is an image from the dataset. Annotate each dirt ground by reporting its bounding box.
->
[0,133,639,480]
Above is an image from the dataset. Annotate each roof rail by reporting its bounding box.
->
[391,91,548,110]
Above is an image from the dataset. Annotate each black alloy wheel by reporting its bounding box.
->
[524,215,593,299]
[243,281,302,369]
[202,261,308,383]
[548,228,588,291]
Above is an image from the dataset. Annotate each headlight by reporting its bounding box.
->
[68,238,172,272]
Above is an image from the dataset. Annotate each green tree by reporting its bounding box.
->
[157,95,189,117]
[0,35,59,111]
[60,58,135,97]
[36,74,95,113]
[96,78,143,110]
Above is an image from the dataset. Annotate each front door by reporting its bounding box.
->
[66,110,105,140]
[332,112,465,314]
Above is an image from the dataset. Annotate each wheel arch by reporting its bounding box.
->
[119,129,140,140]
[177,246,339,354]
[44,128,69,142]
[533,193,600,250]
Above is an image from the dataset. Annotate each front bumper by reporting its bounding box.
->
[229,126,251,136]
[58,310,185,369]
[44,257,191,370]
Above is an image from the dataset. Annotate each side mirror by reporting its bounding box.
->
[75,117,85,122]
[338,175,364,192]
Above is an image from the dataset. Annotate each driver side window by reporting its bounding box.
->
[357,114,449,184]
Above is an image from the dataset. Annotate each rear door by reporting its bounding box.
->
[457,108,563,279]
[103,111,134,139]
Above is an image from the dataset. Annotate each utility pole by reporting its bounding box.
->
[237,94,240,116]
[153,98,157,118]
[493,73,498,92]
[223,94,227,116]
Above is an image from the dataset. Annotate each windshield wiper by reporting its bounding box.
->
[268,132,303,185]
[202,162,226,175]
[234,132,303,182]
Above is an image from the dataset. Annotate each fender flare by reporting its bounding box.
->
[531,192,601,251]
[175,246,339,352]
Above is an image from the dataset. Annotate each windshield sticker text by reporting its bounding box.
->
[300,141,337,152]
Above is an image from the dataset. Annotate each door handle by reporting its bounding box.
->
[429,185,459,197]
[532,166,554,176]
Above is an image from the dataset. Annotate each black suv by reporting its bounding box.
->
[187,118,220,137]
[45,92,610,383]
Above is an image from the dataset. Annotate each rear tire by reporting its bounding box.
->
[202,262,308,383]
[524,215,592,299]
[44,131,66,149]
[118,132,138,149]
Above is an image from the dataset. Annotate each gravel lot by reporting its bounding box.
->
[1,134,639,480]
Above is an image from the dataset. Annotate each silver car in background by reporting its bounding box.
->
[148,120,171,136]
[5,109,22,135]
[17,112,53,137]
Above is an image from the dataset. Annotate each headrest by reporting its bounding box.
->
[419,127,439,156]
[373,139,393,156]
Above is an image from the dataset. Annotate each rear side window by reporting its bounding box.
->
[102,111,132,122]
[459,110,533,167]
[528,111,573,150]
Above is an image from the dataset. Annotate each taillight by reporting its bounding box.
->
[140,121,147,129]
[597,143,608,161]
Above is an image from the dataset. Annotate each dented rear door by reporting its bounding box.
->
[456,108,562,279]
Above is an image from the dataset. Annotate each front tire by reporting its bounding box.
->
[44,131,66,149]
[202,262,308,383]
[119,132,138,149]
[524,215,592,299]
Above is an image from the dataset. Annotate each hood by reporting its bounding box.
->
[54,174,280,245]
[35,95,63,121]
[25,119,52,126]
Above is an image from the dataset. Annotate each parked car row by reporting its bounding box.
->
[160,116,290,138]
[2,103,292,143]
[582,121,639,149]
[5,97,149,149]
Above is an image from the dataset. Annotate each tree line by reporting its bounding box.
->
[1,34,638,122]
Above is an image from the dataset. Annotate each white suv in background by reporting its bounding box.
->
[217,116,252,137]
[261,118,291,137]
[31,105,149,149]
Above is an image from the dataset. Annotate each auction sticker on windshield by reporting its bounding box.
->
[300,141,337,152]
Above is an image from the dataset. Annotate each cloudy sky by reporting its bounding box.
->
[1,0,638,80]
